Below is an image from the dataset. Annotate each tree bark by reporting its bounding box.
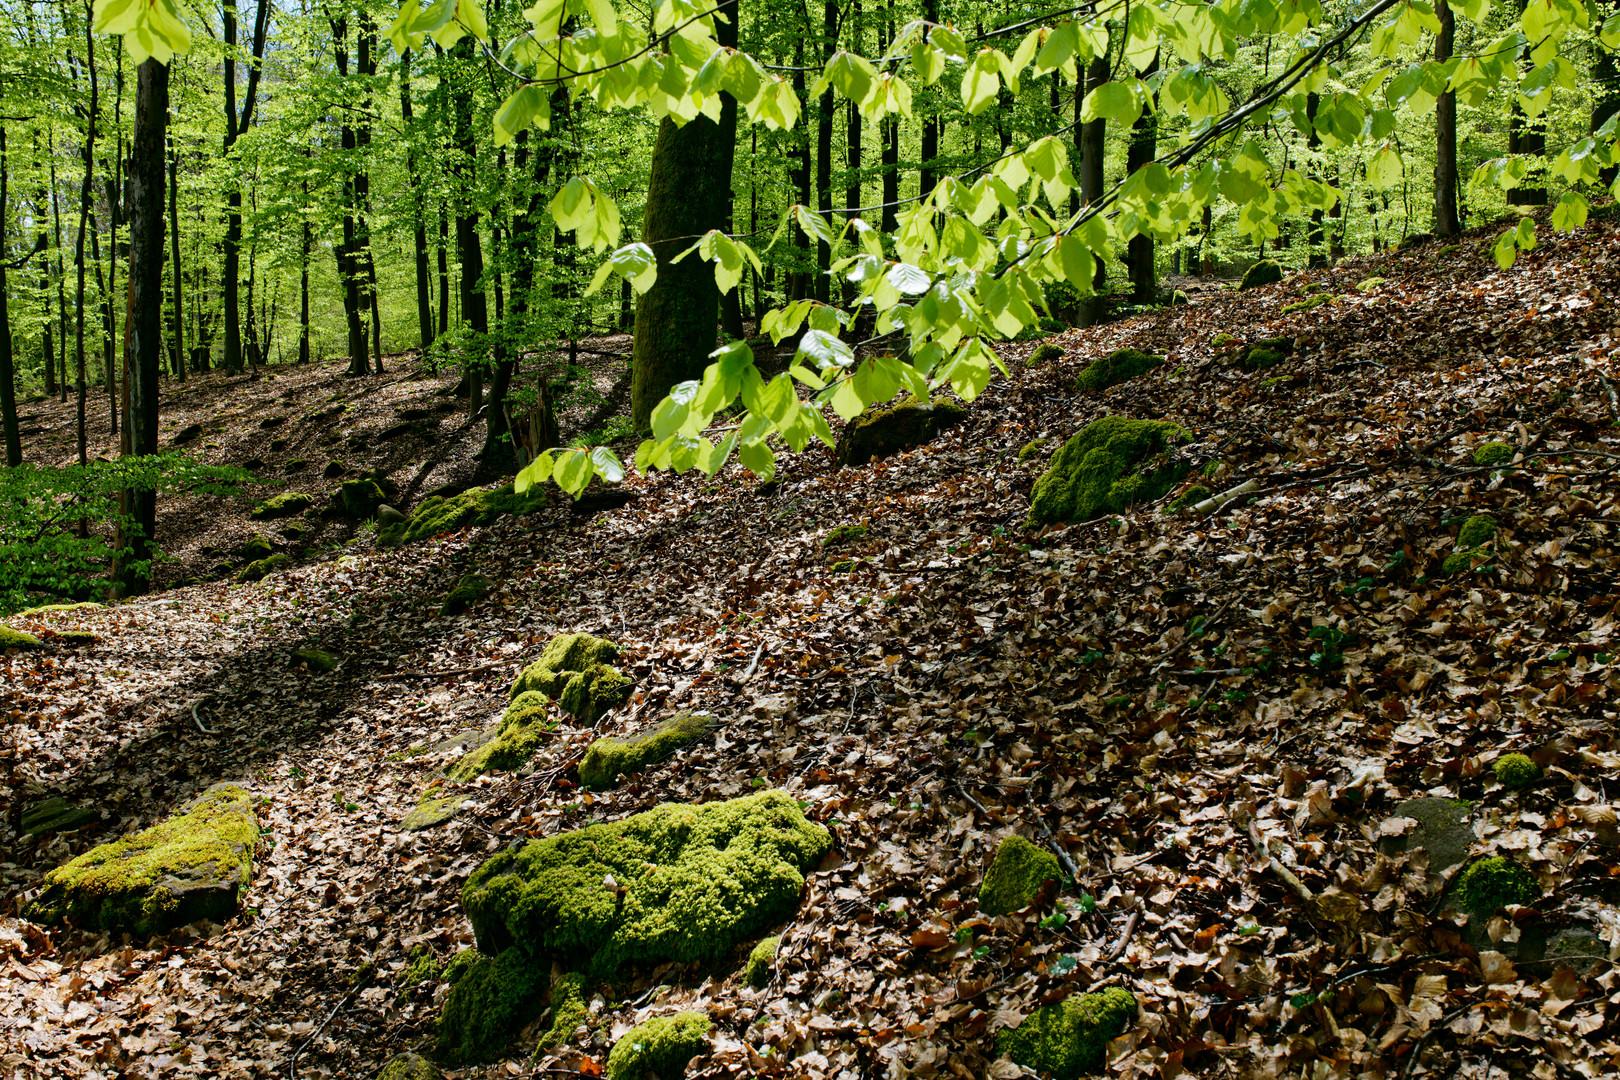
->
[114,58,168,597]
[331,14,370,375]
[788,36,811,300]
[1079,52,1109,326]
[919,0,939,199]
[168,126,185,380]
[449,38,488,416]
[630,0,739,431]
[401,50,435,352]
[0,128,19,467]
[1126,52,1158,304]
[1507,0,1546,205]
[76,7,99,467]
[220,0,270,374]
[1433,0,1461,236]
[814,0,837,303]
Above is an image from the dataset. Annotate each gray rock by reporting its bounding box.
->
[376,504,407,526]
[1381,797,1474,872]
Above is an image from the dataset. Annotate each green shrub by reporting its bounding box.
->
[1493,753,1538,789]
[1075,348,1165,391]
[606,1012,711,1080]
[1026,417,1190,527]
[1239,259,1283,290]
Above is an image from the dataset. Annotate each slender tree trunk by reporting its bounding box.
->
[358,14,381,370]
[789,37,811,301]
[331,16,370,375]
[114,58,168,597]
[1507,0,1546,205]
[50,141,69,401]
[450,39,488,416]
[168,126,185,380]
[1127,53,1158,304]
[1433,0,1461,236]
[401,50,435,351]
[1594,1,1620,186]
[1079,52,1109,325]
[630,0,740,431]
[919,0,939,199]
[300,171,311,365]
[814,0,837,303]
[76,7,98,467]
[0,129,19,467]
[437,203,450,339]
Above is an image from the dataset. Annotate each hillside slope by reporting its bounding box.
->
[3,219,1618,1080]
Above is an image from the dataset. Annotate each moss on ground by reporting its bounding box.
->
[1281,294,1332,315]
[240,535,273,561]
[1457,514,1497,548]
[1243,347,1285,371]
[435,946,548,1065]
[24,784,257,936]
[1239,259,1283,290]
[606,1012,711,1080]
[9,601,101,618]
[743,936,779,988]
[835,399,968,466]
[1494,753,1538,788]
[1443,549,1494,575]
[1026,417,1190,527]
[1168,485,1211,513]
[821,524,868,547]
[338,479,387,519]
[979,835,1061,916]
[1453,856,1539,915]
[1017,437,1051,463]
[580,712,715,791]
[377,483,547,548]
[237,554,291,583]
[0,625,43,650]
[401,945,441,986]
[538,972,589,1052]
[1358,276,1386,291]
[447,693,555,782]
[250,492,314,520]
[510,633,632,725]
[461,790,831,976]
[1075,348,1164,391]
[53,630,99,646]
[376,1053,440,1080]
[1028,342,1064,366]
[440,573,492,616]
[1474,441,1514,466]
[291,648,339,672]
[402,781,466,831]
[997,987,1137,1079]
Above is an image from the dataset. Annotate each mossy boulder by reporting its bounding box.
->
[435,946,548,1065]
[1239,338,1294,371]
[10,601,102,618]
[461,789,832,976]
[237,553,292,583]
[1281,294,1332,315]
[1452,856,1539,915]
[1026,417,1190,528]
[377,483,547,548]
[980,835,1061,916]
[250,492,314,520]
[240,535,274,561]
[606,1012,711,1080]
[510,633,632,726]
[743,935,779,988]
[1457,514,1497,548]
[1028,342,1064,366]
[291,648,339,672]
[1494,753,1538,788]
[835,398,968,467]
[402,781,467,832]
[1380,797,1473,872]
[21,796,98,836]
[439,573,492,616]
[821,523,868,547]
[1017,437,1051,463]
[446,692,555,782]
[0,625,43,650]
[376,1053,441,1080]
[997,987,1137,1079]
[1239,259,1283,290]
[1475,441,1514,466]
[1075,348,1164,392]
[337,479,387,519]
[539,971,590,1052]
[24,784,257,936]
[579,712,716,791]
[322,459,349,479]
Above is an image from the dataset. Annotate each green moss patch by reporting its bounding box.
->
[997,987,1137,1079]
[1028,342,1064,366]
[377,483,547,548]
[835,399,968,467]
[376,1053,441,1080]
[821,524,868,547]
[539,972,589,1052]
[401,945,441,986]
[291,648,339,672]
[237,554,291,583]
[1493,753,1538,788]
[21,796,98,836]
[1453,856,1539,915]
[1280,294,1332,315]
[1474,441,1514,466]
[440,573,492,616]
[1239,259,1283,290]
[462,789,831,977]
[322,460,349,479]
[1358,276,1386,291]
[0,625,43,650]
[447,692,556,782]
[510,633,632,726]
[579,712,715,791]
[743,935,779,988]
[9,601,101,618]
[24,784,257,936]
[979,835,1060,916]
[1167,485,1211,513]
[250,492,314,520]
[606,1012,711,1080]
[337,479,387,519]
[1017,437,1051,463]
[436,946,548,1065]
[1457,514,1497,548]
[1443,549,1494,575]
[240,535,273,561]
[1075,348,1164,392]
[402,781,467,831]
[1026,417,1190,527]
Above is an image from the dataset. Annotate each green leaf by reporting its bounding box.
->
[553,450,594,496]
[1366,145,1403,191]
[1550,191,1588,231]
[737,438,776,481]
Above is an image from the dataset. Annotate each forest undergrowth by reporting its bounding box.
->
[2,215,1619,1079]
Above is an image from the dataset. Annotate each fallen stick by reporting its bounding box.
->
[1189,479,1259,516]
[1247,819,1314,902]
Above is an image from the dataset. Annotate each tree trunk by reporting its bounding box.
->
[76,16,99,467]
[1434,0,1461,237]
[919,0,939,199]
[0,128,19,467]
[358,14,381,370]
[437,203,450,339]
[450,39,488,416]
[401,50,435,352]
[168,127,185,380]
[1594,1,1620,186]
[114,59,167,597]
[1126,52,1158,304]
[331,15,370,375]
[1079,52,1109,325]
[814,0,837,303]
[789,36,811,301]
[1507,0,1546,205]
[630,0,739,431]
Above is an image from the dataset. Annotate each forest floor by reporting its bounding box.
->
[3,215,1620,1080]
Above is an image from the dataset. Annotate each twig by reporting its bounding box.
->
[1398,1001,1477,1080]
[1152,599,1236,672]
[191,703,216,734]
[1188,479,1259,516]
[1031,813,1083,885]
[1247,820,1314,902]
[1107,909,1141,962]
[741,640,766,681]
[288,971,369,1078]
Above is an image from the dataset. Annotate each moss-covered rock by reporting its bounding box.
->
[20,796,98,836]
[1453,856,1539,915]
[1167,485,1211,513]
[462,790,831,976]
[1493,752,1538,788]
[240,535,273,561]
[539,971,589,1052]
[835,398,968,467]
[1017,437,1051,463]
[1028,342,1064,366]
[606,1012,711,1080]
[401,945,441,986]
[338,478,387,519]
[376,1053,441,1080]
[1380,797,1474,872]
[1075,348,1164,392]
[291,648,339,672]
[322,459,349,479]
[1457,514,1497,548]
[828,559,857,573]
[9,601,102,618]
[24,784,257,936]
[52,629,99,646]
[439,573,492,616]
[0,625,44,650]
[402,781,467,832]
[1443,549,1494,575]
[1474,442,1514,466]
[377,483,547,548]
[821,524,868,547]
[1239,338,1293,370]
[1239,259,1283,290]
[579,712,715,791]
[510,633,632,726]
[435,946,548,1065]
[250,492,314,520]
[237,553,292,583]
[1280,294,1332,315]
[1026,417,1190,528]
[446,692,556,782]
[1358,276,1386,291]
[743,935,779,988]
[997,987,1137,1079]
[979,835,1060,916]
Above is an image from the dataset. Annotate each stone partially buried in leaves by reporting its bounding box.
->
[979,834,1060,915]
[376,483,546,548]
[997,987,1137,1080]
[249,492,314,520]
[446,692,555,782]
[460,790,831,977]
[835,398,968,467]
[435,946,548,1065]
[1239,258,1284,290]
[0,625,43,650]
[1452,856,1539,916]
[578,712,716,791]
[237,553,291,583]
[376,1053,441,1080]
[439,573,492,616]
[1380,797,1474,872]
[24,784,257,936]
[606,1012,711,1080]
[1075,348,1164,392]
[21,796,98,836]
[1026,417,1189,528]
[510,632,632,725]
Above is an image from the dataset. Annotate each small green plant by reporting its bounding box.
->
[1493,753,1538,789]
[1307,626,1351,668]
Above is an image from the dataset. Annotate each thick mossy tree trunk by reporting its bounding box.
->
[114,59,167,597]
[629,0,739,433]
[1434,0,1461,236]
